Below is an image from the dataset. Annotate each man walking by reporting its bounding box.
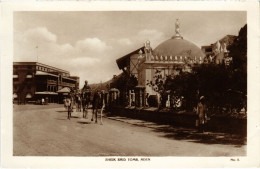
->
[81,80,91,118]
[92,90,105,124]
[92,91,100,123]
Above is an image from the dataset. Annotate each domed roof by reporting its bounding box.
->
[153,19,205,60]
[153,38,205,59]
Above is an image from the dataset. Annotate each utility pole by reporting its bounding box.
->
[36,45,38,62]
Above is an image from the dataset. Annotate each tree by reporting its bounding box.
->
[228,24,247,72]
[110,73,138,105]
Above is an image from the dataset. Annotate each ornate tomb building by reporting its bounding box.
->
[134,19,205,107]
[116,19,205,108]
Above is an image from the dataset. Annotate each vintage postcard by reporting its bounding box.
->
[1,1,259,168]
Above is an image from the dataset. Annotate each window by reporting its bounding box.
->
[206,48,212,52]
[26,74,33,78]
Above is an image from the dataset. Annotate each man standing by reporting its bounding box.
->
[82,80,91,91]
[65,97,72,120]
[196,96,207,133]
[41,98,45,105]
[100,90,105,125]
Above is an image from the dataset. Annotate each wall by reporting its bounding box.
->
[13,65,37,104]
[109,107,246,135]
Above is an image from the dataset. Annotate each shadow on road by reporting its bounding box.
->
[150,124,246,146]
[54,118,68,120]
[77,121,91,125]
[56,110,67,113]
[70,116,79,118]
[109,117,246,146]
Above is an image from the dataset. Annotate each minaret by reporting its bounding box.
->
[172,19,183,39]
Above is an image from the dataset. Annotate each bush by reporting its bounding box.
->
[147,95,158,107]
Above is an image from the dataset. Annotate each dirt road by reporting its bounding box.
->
[13,104,246,156]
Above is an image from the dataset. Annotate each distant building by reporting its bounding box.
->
[201,45,213,59]
[13,62,79,104]
[201,35,237,65]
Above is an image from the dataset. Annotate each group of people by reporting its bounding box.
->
[63,80,105,125]
[63,80,208,130]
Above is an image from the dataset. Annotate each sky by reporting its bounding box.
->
[13,11,246,87]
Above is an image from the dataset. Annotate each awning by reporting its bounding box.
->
[116,46,144,70]
[57,87,71,93]
[13,93,18,98]
[35,71,58,77]
[35,91,58,95]
[109,88,119,92]
[62,76,77,81]
[26,93,32,98]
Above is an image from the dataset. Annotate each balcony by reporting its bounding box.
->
[62,82,75,88]
[138,53,203,65]
[47,80,57,85]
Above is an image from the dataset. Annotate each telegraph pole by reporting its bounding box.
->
[36,45,38,62]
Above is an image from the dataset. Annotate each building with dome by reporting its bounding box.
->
[116,19,205,108]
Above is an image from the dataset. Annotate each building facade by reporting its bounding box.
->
[201,35,236,65]
[116,19,205,108]
[116,46,145,78]
[13,62,79,104]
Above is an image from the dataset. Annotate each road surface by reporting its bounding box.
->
[13,104,246,156]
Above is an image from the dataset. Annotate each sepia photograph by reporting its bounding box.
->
[1,1,260,168]
[12,10,248,156]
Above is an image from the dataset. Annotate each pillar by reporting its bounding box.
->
[129,90,132,107]
[139,89,142,108]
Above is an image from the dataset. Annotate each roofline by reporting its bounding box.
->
[214,35,238,44]
[62,76,77,81]
[116,46,145,70]
[201,45,212,48]
[13,62,69,74]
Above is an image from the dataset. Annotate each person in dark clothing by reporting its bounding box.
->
[92,91,100,123]
[100,90,105,125]
[92,90,105,124]
[82,80,91,91]
[81,80,91,118]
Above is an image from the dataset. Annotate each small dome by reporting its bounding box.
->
[153,38,205,60]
